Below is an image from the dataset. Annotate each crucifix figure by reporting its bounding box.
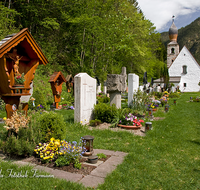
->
[10,55,23,76]
[6,48,29,77]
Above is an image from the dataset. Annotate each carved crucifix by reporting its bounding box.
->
[6,48,30,77]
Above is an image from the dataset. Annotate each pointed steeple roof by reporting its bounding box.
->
[169,16,178,42]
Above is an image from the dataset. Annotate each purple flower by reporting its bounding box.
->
[70,106,74,110]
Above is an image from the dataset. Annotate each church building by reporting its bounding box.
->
[167,18,200,92]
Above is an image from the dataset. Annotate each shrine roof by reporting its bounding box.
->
[49,71,67,83]
[0,28,48,65]
[66,74,73,82]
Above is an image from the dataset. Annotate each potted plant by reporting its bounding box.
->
[14,73,25,85]
[118,113,144,129]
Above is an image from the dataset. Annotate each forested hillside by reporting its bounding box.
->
[161,17,200,63]
[0,0,165,83]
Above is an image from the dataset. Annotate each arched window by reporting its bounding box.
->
[182,65,187,74]
[171,48,175,54]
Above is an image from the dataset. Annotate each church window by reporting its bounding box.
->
[171,48,175,54]
[183,83,187,87]
[182,65,187,74]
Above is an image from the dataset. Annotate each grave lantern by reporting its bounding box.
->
[165,104,169,112]
[174,99,176,105]
[145,122,152,132]
[0,28,48,118]
[49,71,66,109]
[148,108,153,117]
[82,135,94,156]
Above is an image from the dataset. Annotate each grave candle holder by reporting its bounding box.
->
[148,108,153,117]
[165,104,169,112]
[174,99,176,105]
[82,135,94,156]
[145,122,152,132]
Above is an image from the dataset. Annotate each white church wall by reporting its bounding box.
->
[169,46,200,92]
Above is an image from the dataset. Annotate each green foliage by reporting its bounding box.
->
[36,111,66,142]
[168,92,180,98]
[0,3,19,40]
[130,89,150,113]
[0,98,5,111]
[97,95,110,104]
[94,103,117,123]
[74,160,82,169]
[59,89,74,106]
[1,0,164,82]
[55,155,70,167]
[89,119,101,126]
[97,153,107,159]
[153,92,163,99]
[1,123,41,157]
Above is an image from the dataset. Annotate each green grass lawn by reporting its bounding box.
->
[1,92,200,189]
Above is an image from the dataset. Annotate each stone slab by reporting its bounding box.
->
[79,175,105,188]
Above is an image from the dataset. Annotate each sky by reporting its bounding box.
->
[137,0,200,33]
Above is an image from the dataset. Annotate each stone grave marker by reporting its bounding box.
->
[97,83,101,94]
[107,67,127,109]
[128,73,139,107]
[74,73,96,125]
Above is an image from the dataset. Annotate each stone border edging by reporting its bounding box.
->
[1,149,128,188]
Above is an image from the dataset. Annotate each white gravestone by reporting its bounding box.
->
[20,82,33,103]
[139,86,143,92]
[97,83,101,94]
[74,73,96,125]
[128,73,139,107]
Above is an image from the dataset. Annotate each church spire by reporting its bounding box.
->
[169,16,178,42]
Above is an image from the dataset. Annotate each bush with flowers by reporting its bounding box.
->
[147,102,159,110]
[34,137,85,169]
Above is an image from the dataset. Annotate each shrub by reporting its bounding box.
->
[97,96,110,104]
[1,115,42,157]
[89,119,101,126]
[60,90,74,106]
[153,92,163,99]
[28,88,48,110]
[168,92,180,98]
[36,111,66,142]
[94,103,117,123]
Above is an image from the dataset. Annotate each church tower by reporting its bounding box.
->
[167,16,179,68]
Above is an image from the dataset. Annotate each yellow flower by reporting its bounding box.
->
[3,117,7,121]
[81,121,83,123]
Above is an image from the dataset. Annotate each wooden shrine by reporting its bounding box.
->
[49,71,66,109]
[0,28,48,118]
[66,74,74,93]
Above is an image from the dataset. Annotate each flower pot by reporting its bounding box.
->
[118,124,142,130]
[152,108,157,111]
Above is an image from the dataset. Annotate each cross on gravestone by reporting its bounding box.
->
[74,73,96,125]
[107,67,127,109]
